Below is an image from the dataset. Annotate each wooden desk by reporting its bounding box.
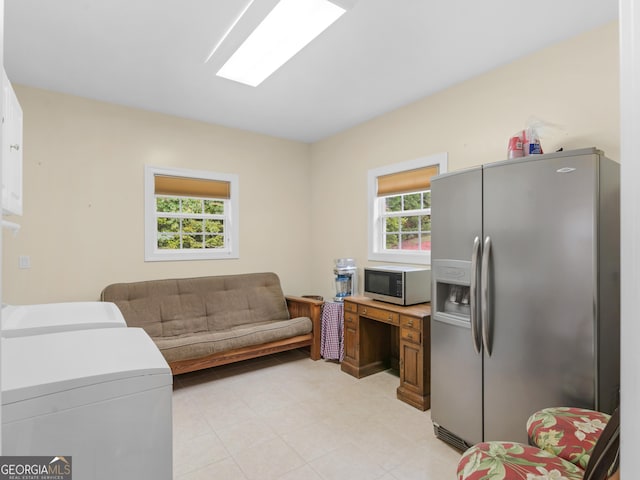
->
[341,296,431,410]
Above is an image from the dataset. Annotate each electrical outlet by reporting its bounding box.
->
[18,255,30,269]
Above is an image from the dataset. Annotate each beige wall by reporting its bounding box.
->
[3,22,619,304]
[3,87,313,303]
[309,21,620,300]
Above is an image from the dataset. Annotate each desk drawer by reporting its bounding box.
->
[401,327,421,345]
[359,305,399,325]
[344,311,358,327]
[344,302,358,314]
[400,316,421,330]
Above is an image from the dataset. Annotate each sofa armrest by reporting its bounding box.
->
[285,295,323,360]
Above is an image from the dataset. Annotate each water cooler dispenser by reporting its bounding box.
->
[333,258,357,302]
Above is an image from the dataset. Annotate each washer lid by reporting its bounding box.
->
[2,328,170,405]
[1,302,127,337]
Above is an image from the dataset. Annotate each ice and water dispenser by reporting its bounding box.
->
[432,259,473,327]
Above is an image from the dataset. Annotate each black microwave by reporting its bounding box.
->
[363,266,431,306]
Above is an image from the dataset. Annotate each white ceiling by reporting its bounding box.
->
[4,0,618,143]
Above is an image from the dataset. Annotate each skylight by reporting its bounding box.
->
[216,0,346,87]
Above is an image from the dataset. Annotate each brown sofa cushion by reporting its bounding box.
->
[101,272,293,338]
[155,317,312,364]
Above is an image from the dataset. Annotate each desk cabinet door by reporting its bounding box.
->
[400,341,423,393]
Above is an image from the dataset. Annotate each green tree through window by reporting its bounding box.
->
[381,190,431,251]
[156,196,226,250]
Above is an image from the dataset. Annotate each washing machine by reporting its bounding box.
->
[1,301,127,337]
[2,327,173,480]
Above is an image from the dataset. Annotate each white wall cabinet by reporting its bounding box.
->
[1,69,22,216]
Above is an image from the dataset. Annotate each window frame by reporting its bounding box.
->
[144,165,239,262]
[367,153,447,265]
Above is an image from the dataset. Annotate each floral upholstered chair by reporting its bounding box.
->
[527,408,611,470]
[457,407,620,480]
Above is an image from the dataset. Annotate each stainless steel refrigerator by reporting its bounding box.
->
[430,148,620,450]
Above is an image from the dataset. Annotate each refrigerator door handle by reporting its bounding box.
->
[481,235,492,356]
[470,236,482,354]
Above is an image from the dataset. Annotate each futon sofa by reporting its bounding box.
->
[101,272,323,375]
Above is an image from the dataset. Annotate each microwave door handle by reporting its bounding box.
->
[470,236,481,354]
[481,235,492,356]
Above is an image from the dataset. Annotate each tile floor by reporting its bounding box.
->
[172,349,461,479]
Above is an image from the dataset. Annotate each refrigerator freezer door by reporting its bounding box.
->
[430,167,483,447]
[482,153,598,443]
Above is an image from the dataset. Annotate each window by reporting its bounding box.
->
[144,166,239,261]
[368,153,447,265]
